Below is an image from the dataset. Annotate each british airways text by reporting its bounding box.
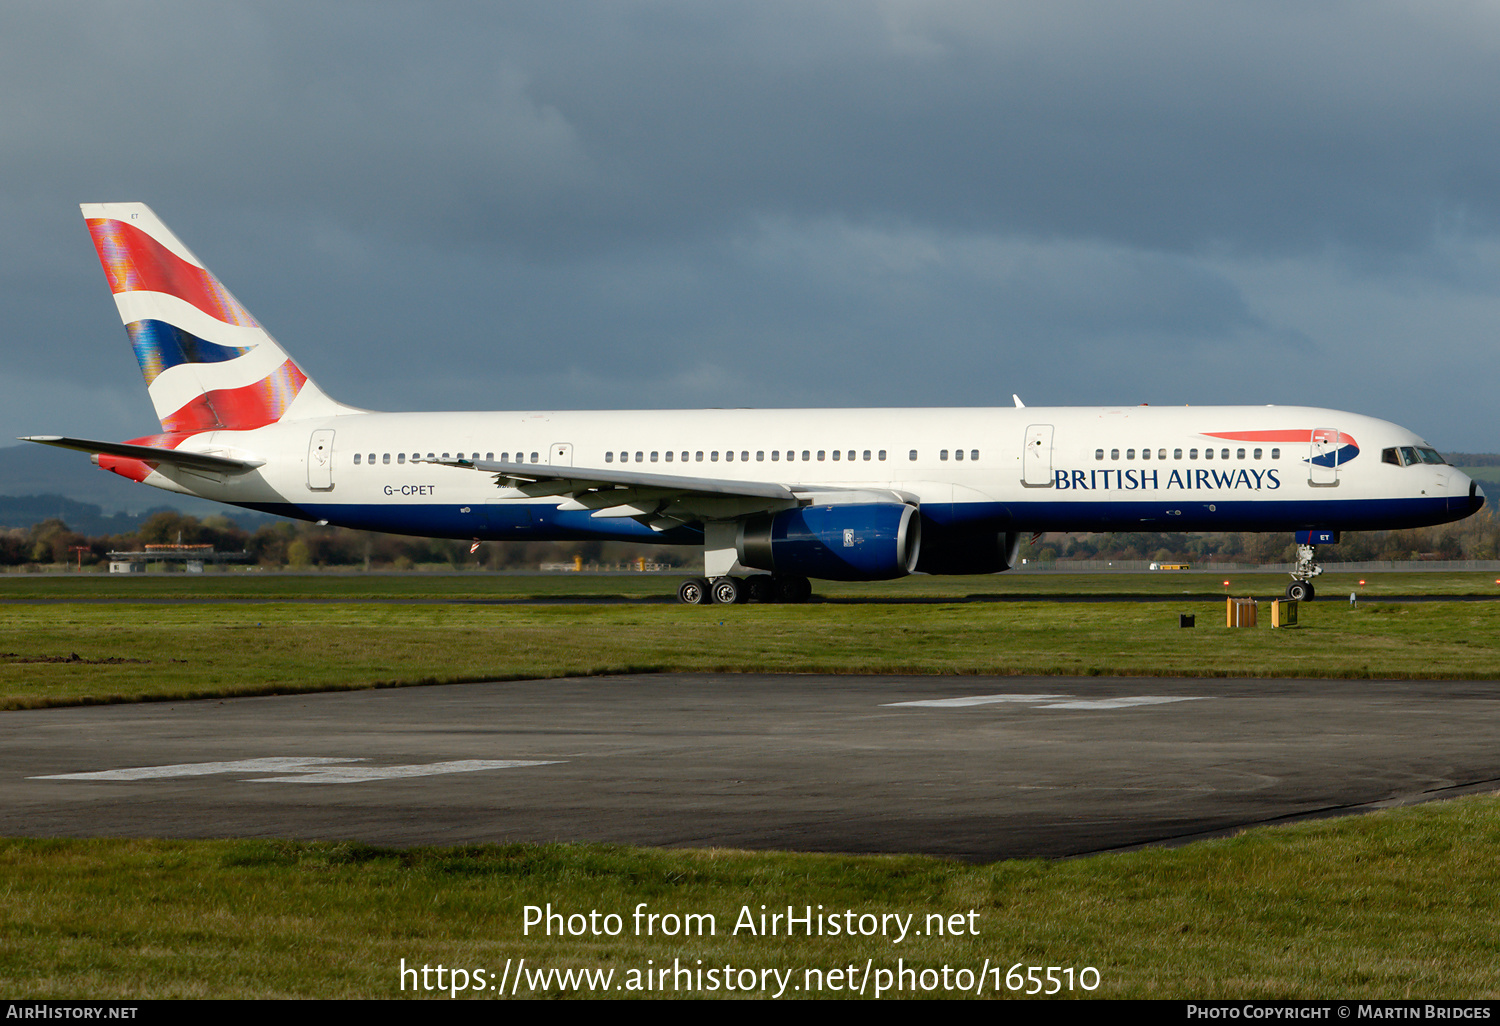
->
[1053,468,1282,491]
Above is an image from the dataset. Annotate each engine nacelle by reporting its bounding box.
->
[737,503,921,581]
[915,524,1022,575]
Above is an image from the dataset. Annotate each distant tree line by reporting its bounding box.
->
[4,507,1497,570]
[0,511,686,571]
[1024,507,1500,564]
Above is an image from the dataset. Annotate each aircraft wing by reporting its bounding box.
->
[424,456,908,530]
[20,435,265,475]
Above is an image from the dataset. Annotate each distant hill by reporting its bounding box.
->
[0,444,284,530]
[0,495,181,535]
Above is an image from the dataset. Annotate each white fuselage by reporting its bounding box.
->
[131,403,1480,545]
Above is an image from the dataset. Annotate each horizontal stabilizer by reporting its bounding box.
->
[19,435,264,474]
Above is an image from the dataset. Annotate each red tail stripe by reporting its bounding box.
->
[86,218,258,328]
[160,360,307,433]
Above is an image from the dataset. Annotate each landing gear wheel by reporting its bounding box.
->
[745,575,776,603]
[711,576,744,605]
[1286,581,1314,602]
[678,577,711,605]
[773,574,812,604]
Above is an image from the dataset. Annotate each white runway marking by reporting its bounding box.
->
[1037,696,1206,710]
[885,694,1069,707]
[33,757,362,781]
[885,694,1206,710]
[32,756,562,783]
[248,759,561,783]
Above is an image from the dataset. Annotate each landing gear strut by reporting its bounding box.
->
[1286,543,1322,602]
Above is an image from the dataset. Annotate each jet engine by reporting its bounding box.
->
[914,524,1022,575]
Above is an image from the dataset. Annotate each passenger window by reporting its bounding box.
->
[955,449,964,461]
[1111,449,1119,460]
[771,451,779,461]
[1253,448,1262,460]
[383,453,391,464]
[1157,449,1165,460]
[397,453,406,465]
[757,451,765,461]
[879,450,887,461]
[972,450,979,461]
[725,451,734,462]
[486,453,493,461]
[665,451,673,462]
[940,450,949,461]
[908,450,918,461]
[1271,448,1280,459]
[1221,449,1229,459]
[1173,449,1182,459]
[353,453,361,465]
[635,451,643,462]
[696,451,704,462]
[711,451,719,462]
[1204,448,1213,460]
[441,452,449,460]
[1237,449,1246,459]
[530,452,539,463]
[846,450,854,461]
[651,452,658,462]
[744,451,751,462]
[605,452,614,463]
[804,451,812,461]
[1189,448,1198,459]
[1126,449,1135,460]
[1141,449,1150,460]
[832,450,840,461]
[817,451,825,461]
[1095,449,1104,460]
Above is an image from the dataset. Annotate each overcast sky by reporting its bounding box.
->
[4,1,1500,453]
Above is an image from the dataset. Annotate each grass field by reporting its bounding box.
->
[4,797,1499,999]
[3,572,1498,999]
[4,566,1500,601]
[3,572,1500,709]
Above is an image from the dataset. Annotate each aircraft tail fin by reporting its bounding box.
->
[80,203,353,435]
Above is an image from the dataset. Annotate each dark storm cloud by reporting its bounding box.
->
[3,1,1499,452]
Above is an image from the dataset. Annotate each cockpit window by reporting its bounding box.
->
[1387,446,1450,467]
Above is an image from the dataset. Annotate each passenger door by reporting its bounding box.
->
[306,429,335,491]
[1022,424,1054,487]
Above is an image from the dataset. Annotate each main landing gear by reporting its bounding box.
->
[1285,543,1322,602]
[677,574,812,604]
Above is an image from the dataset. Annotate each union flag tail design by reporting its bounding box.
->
[81,203,348,434]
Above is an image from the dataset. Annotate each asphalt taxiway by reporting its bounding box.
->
[5,673,1498,861]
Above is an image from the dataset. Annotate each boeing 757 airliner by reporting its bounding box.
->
[23,203,1486,603]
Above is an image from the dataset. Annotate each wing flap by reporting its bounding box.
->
[424,456,799,501]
